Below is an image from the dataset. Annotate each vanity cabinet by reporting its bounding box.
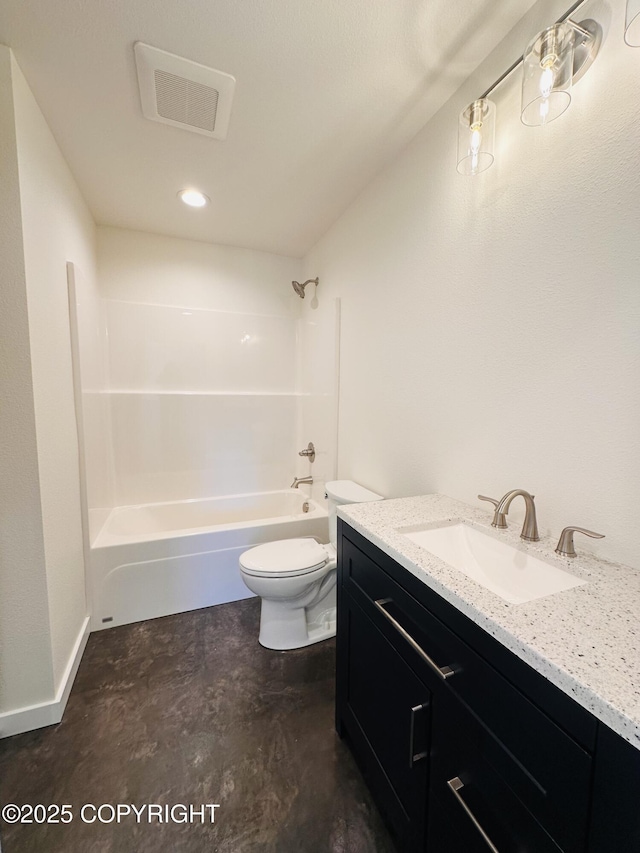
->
[336,519,640,853]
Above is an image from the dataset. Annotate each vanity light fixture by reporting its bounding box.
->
[521,18,600,126]
[521,22,575,126]
[178,189,210,208]
[456,98,496,175]
[457,0,601,174]
[625,0,640,45]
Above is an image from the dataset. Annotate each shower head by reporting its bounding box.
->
[291,277,319,299]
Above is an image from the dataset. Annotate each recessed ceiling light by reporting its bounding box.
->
[178,189,210,208]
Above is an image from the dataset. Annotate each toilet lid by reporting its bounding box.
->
[240,538,328,577]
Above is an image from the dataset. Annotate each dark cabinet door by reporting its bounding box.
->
[588,725,640,852]
[338,594,431,852]
[428,688,570,853]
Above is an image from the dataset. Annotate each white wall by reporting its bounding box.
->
[98,226,303,313]
[0,49,94,733]
[11,55,94,696]
[0,46,55,717]
[96,227,306,508]
[303,0,640,569]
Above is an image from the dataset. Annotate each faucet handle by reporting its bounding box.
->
[478,494,499,508]
[477,495,507,529]
[555,526,605,558]
[298,442,315,462]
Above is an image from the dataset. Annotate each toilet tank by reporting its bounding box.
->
[325,480,383,547]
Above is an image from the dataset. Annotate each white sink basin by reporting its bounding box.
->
[402,522,586,604]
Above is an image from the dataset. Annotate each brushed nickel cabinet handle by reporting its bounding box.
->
[447,777,500,853]
[374,598,454,680]
[409,703,429,769]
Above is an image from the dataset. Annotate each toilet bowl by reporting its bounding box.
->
[239,479,383,650]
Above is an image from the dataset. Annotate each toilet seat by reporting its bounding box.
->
[239,538,329,578]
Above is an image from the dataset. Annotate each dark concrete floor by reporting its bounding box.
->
[0,598,396,853]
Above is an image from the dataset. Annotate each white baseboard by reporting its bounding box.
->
[0,615,90,739]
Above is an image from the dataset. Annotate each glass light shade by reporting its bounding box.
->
[626,0,640,45]
[521,23,574,126]
[456,98,496,176]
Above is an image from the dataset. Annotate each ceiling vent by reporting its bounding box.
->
[134,42,236,139]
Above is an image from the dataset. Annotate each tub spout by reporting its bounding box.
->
[291,476,313,489]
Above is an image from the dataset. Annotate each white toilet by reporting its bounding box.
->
[239,480,383,650]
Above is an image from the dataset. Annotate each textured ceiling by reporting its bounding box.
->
[0,0,538,256]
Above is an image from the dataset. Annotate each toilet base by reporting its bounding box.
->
[257,588,337,651]
[259,607,336,650]
[306,605,337,644]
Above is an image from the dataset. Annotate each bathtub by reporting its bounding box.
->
[89,490,328,630]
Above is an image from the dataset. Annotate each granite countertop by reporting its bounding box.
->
[338,494,640,750]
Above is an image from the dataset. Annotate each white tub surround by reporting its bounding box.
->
[68,231,342,549]
[64,230,341,642]
[339,494,640,750]
[90,490,327,630]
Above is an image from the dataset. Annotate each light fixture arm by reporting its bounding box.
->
[568,19,592,40]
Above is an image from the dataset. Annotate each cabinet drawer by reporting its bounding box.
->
[428,784,559,853]
[432,688,589,853]
[341,534,593,850]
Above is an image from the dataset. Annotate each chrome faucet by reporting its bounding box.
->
[494,489,539,541]
[291,476,313,489]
